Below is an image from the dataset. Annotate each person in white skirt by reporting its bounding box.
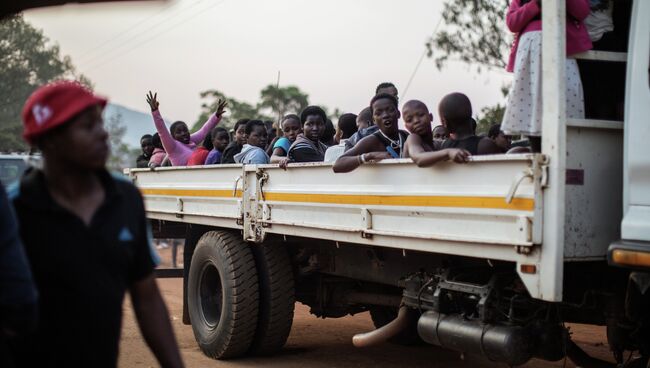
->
[502,0,593,152]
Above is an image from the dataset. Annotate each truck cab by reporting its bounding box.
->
[608,0,650,273]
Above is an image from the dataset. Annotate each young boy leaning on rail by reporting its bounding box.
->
[401,100,470,167]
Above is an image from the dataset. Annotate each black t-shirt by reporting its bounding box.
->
[372,130,409,158]
[135,154,150,168]
[441,135,483,155]
[9,169,155,368]
[288,145,326,162]
[0,184,37,336]
[221,142,242,164]
[287,137,329,163]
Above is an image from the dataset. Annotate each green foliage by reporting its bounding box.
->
[322,106,342,122]
[0,14,90,152]
[426,0,511,71]
[476,103,505,135]
[193,89,264,131]
[258,84,309,123]
[194,85,320,132]
[426,1,512,135]
[105,113,138,170]
[476,85,509,135]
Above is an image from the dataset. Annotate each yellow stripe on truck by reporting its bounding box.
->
[264,192,533,211]
[140,188,534,211]
[140,188,243,197]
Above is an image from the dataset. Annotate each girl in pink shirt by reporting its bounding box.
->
[145,91,227,166]
[501,0,592,152]
[148,133,167,168]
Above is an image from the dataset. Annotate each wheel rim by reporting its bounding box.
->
[198,262,223,328]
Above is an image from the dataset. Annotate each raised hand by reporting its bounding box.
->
[215,99,228,118]
[447,148,471,163]
[146,91,160,112]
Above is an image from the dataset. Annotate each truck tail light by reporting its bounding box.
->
[611,249,650,268]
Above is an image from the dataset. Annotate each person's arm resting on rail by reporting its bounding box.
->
[405,134,470,167]
[332,136,391,173]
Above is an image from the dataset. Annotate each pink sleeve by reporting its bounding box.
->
[567,0,590,21]
[506,0,541,33]
[190,113,221,145]
[151,110,180,157]
[149,152,164,166]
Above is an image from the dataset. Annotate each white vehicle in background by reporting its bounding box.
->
[0,153,41,189]
[125,0,649,366]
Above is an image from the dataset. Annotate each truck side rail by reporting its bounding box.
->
[246,156,542,250]
[127,154,550,299]
[128,164,245,229]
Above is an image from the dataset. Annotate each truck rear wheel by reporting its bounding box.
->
[188,231,259,359]
[249,242,295,355]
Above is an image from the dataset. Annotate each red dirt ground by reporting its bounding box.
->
[118,247,616,368]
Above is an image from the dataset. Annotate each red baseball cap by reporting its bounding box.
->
[22,80,108,144]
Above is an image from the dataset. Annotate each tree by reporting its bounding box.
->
[476,103,506,135]
[425,1,511,133]
[0,14,90,151]
[476,85,508,135]
[258,85,309,123]
[193,89,264,131]
[322,106,342,122]
[105,113,137,170]
[194,85,343,133]
[426,0,511,71]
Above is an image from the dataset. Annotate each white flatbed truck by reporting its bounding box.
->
[126,0,650,365]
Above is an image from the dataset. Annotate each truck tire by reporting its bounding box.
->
[188,231,259,359]
[369,306,423,345]
[249,242,295,355]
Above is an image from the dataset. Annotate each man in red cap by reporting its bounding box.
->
[8,81,184,368]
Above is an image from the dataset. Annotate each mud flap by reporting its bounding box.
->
[626,272,650,322]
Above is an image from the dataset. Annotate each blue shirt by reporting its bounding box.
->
[205,149,222,165]
[234,144,270,164]
[273,137,291,155]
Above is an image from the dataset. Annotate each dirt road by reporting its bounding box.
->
[118,249,615,368]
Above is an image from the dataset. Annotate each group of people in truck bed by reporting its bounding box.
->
[137,0,634,173]
[136,0,633,172]
[136,83,517,172]
[1,1,631,367]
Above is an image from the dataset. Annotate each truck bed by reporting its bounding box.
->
[127,150,622,301]
[130,155,549,295]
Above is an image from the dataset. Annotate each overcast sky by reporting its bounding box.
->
[24,0,511,124]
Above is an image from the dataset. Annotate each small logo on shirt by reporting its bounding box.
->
[118,227,134,242]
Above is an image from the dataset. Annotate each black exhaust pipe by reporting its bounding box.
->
[417,311,533,366]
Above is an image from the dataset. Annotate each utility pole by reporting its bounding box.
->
[275,70,282,135]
